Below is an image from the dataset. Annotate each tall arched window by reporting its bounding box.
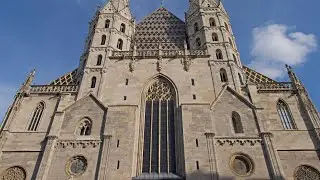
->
[91,76,97,88]
[117,39,123,50]
[142,77,177,174]
[232,111,244,133]
[277,100,296,129]
[76,118,92,136]
[212,33,219,41]
[229,37,234,47]
[194,22,199,32]
[120,23,126,33]
[225,22,230,32]
[105,19,110,28]
[216,49,223,59]
[196,38,201,48]
[28,102,45,131]
[209,18,216,27]
[101,35,106,45]
[220,68,228,82]
[97,54,102,65]
[233,54,237,63]
[238,73,244,85]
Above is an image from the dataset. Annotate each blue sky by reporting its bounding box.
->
[0,0,319,120]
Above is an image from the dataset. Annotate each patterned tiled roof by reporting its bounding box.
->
[243,66,276,83]
[132,7,186,51]
[49,69,77,85]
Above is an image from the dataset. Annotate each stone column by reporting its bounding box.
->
[98,135,112,180]
[205,133,218,180]
[35,135,58,180]
[261,132,284,180]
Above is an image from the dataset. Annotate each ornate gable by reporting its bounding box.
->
[100,0,132,19]
[132,7,186,51]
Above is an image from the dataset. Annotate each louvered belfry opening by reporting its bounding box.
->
[142,77,177,174]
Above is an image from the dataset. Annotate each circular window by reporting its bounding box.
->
[66,156,87,177]
[1,166,26,180]
[230,154,254,176]
[295,165,320,180]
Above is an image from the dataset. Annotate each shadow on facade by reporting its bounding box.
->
[186,170,279,180]
[296,97,320,161]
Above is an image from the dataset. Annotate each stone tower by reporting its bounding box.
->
[0,0,320,180]
[77,0,135,99]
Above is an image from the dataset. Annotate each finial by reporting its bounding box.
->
[160,0,164,7]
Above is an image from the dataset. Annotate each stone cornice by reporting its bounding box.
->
[215,136,262,146]
[55,140,101,149]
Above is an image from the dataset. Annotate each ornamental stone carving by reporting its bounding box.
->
[294,165,320,180]
[1,166,26,180]
[216,137,262,146]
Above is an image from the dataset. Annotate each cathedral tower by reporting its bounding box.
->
[1,0,320,180]
[186,0,244,95]
[77,0,135,99]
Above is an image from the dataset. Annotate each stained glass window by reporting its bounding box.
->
[142,78,176,174]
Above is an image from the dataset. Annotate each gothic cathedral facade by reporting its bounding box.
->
[0,0,320,179]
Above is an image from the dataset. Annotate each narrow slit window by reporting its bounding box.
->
[97,54,102,65]
[196,139,199,147]
[194,22,199,32]
[232,111,244,134]
[117,161,120,169]
[101,35,106,45]
[117,39,123,50]
[216,49,223,59]
[125,79,129,85]
[117,140,120,148]
[124,96,127,100]
[209,18,216,27]
[120,23,126,33]
[191,79,195,86]
[105,19,110,28]
[220,68,228,83]
[196,161,200,170]
[91,77,97,88]
[193,94,196,100]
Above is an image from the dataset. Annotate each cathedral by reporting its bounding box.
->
[1,0,320,179]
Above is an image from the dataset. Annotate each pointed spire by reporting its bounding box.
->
[286,64,301,87]
[19,69,36,93]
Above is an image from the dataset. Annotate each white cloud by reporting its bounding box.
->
[0,85,17,124]
[249,24,317,79]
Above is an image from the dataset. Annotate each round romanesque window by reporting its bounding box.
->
[230,154,254,177]
[1,166,26,180]
[295,165,320,180]
[66,156,87,177]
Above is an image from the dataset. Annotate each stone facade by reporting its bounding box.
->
[1,0,320,179]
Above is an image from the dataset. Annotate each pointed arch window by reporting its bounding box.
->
[224,22,230,32]
[142,78,177,174]
[238,73,244,85]
[212,33,219,41]
[277,100,296,129]
[229,37,234,47]
[117,39,123,50]
[91,76,97,88]
[28,102,45,131]
[209,18,216,27]
[220,68,228,83]
[232,112,244,133]
[105,19,110,28]
[76,118,92,136]
[97,54,103,66]
[101,35,106,45]
[194,22,199,33]
[216,49,223,59]
[120,23,126,33]
[196,38,201,48]
[233,54,237,63]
